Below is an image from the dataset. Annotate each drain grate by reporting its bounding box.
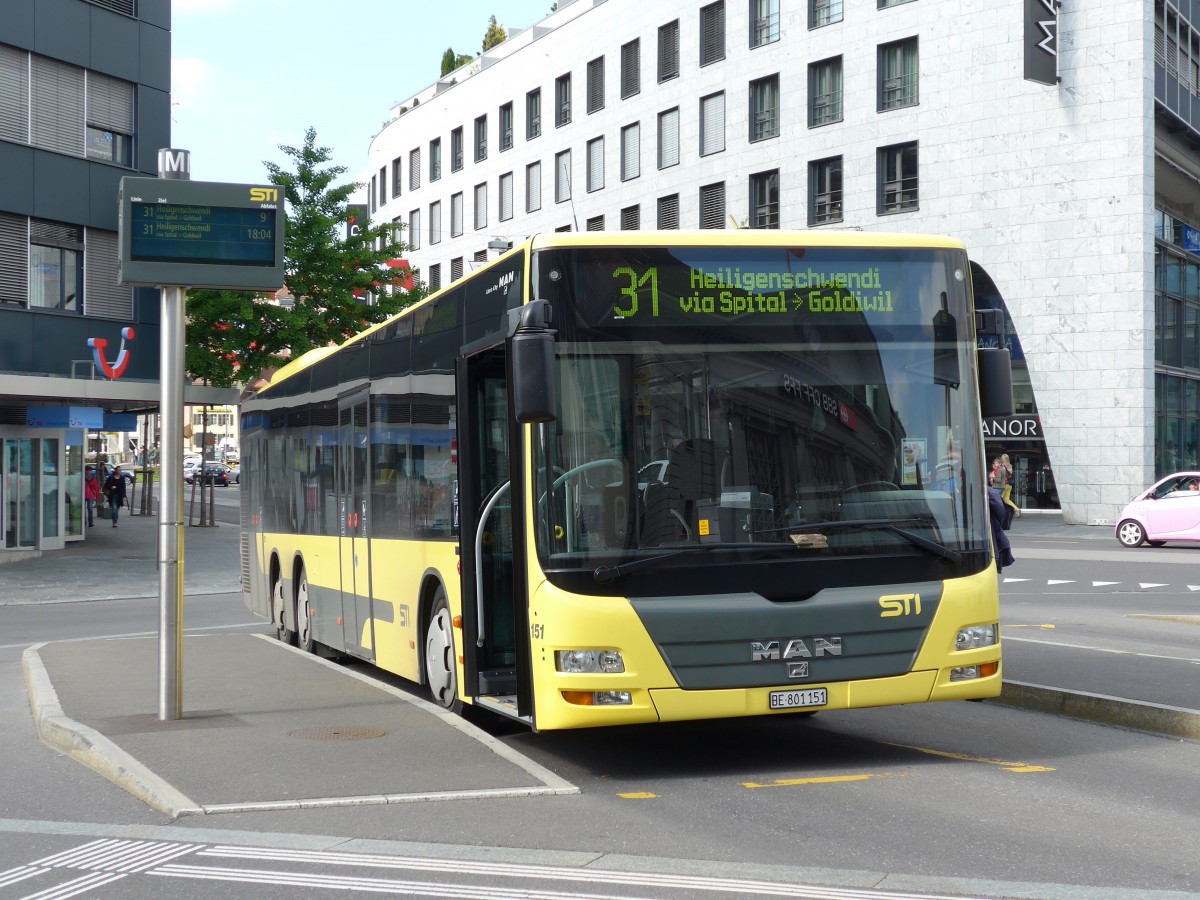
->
[287,726,388,741]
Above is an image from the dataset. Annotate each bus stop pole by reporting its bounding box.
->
[159,284,185,720]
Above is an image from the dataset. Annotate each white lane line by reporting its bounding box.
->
[1003,635,1200,664]
[16,870,126,900]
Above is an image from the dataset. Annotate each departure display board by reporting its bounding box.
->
[118,177,286,290]
[130,202,277,266]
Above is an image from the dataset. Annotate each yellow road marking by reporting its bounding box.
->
[883,741,1054,773]
[1128,614,1200,626]
[617,792,657,799]
[742,772,911,789]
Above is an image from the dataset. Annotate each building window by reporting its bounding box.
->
[700,92,725,156]
[409,209,421,250]
[587,137,605,192]
[621,122,641,181]
[499,102,513,151]
[809,156,843,225]
[587,57,605,114]
[30,57,83,157]
[451,192,464,237]
[430,138,441,182]
[475,249,488,264]
[751,0,780,47]
[499,172,514,221]
[555,73,572,127]
[28,220,83,313]
[409,148,421,191]
[810,0,843,27]
[451,257,463,282]
[474,182,488,230]
[657,194,680,229]
[451,127,464,172]
[621,205,640,230]
[379,166,387,207]
[878,141,919,213]
[555,150,572,203]
[699,182,726,229]
[621,39,640,98]
[586,215,605,232]
[474,115,487,163]
[391,157,402,197]
[85,71,134,167]
[879,0,916,7]
[527,88,542,139]
[527,161,542,212]
[658,20,680,82]
[429,262,441,292]
[809,56,843,126]
[0,45,30,144]
[749,75,779,141]
[700,2,726,67]
[658,107,680,169]
[879,37,919,110]
[430,200,442,244]
[749,169,779,229]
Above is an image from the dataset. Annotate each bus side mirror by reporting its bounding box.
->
[977,347,1014,418]
[512,301,557,424]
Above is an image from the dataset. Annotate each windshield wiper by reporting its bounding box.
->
[592,542,794,585]
[761,518,962,564]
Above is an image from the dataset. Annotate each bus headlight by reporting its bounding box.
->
[955,624,997,651]
[556,649,625,673]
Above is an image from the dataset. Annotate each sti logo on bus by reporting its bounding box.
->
[751,636,843,660]
[250,187,279,205]
[879,593,922,618]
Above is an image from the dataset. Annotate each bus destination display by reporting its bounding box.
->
[130,202,277,266]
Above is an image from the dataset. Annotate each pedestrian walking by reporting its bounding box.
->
[993,453,1020,526]
[84,467,100,527]
[103,466,128,527]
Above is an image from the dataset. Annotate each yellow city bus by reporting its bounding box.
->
[240,231,1012,731]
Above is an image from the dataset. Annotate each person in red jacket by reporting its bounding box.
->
[84,467,101,527]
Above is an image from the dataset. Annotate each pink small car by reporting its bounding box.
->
[1115,471,1200,547]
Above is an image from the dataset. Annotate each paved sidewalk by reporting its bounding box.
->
[0,501,239,604]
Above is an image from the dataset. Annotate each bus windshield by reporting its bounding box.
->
[532,244,989,580]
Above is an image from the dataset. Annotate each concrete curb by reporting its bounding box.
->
[993,680,1200,741]
[21,643,201,818]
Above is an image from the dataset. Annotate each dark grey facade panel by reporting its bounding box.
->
[138,0,170,32]
[135,86,170,170]
[0,144,34,213]
[89,10,140,83]
[33,152,90,225]
[137,19,170,92]
[87,163,124,231]
[0,0,36,49]
[34,0,91,69]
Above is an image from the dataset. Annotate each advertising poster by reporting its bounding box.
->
[902,438,927,486]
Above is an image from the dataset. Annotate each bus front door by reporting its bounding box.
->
[337,393,375,661]
[458,346,532,721]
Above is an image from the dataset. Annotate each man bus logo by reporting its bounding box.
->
[87,327,135,380]
[250,187,279,203]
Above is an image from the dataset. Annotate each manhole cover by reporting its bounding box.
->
[287,726,388,741]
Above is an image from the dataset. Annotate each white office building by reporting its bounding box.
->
[365,0,1200,527]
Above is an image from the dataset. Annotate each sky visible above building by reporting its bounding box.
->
[170,0,553,196]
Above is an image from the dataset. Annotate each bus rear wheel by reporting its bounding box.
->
[273,573,296,645]
[425,588,461,712]
[296,569,315,654]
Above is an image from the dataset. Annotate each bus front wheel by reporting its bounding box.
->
[425,588,461,712]
[273,572,297,646]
